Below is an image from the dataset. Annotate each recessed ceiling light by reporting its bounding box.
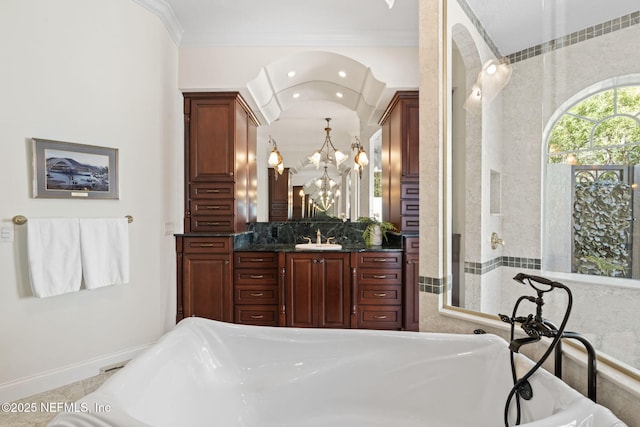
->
[287,70,296,77]
[293,93,300,99]
[338,70,347,78]
[336,92,343,98]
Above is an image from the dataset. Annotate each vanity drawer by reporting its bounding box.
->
[401,182,419,199]
[234,284,279,304]
[355,253,403,269]
[190,216,234,233]
[357,269,402,285]
[190,199,234,215]
[234,269,279,286]
[401,216,419,231]
[357,284,402,305]
[182,237,231,254]
[234,305,279,326]
[235,252,279,268]
[401,199,420,216]
[190,182,235,199]
[357,306,402,330]
[404,236,419,254]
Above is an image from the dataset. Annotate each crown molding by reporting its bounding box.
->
[131,0,184,45]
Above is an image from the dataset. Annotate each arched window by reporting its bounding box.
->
[545,84,640,278]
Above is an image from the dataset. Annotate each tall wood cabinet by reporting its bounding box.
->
[183,92,258,233]
[177,92,258,323]
[379,91,419,233]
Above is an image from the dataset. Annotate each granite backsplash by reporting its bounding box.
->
[242,221,402,247]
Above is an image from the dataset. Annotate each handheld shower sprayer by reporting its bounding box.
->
[501,273,574,427]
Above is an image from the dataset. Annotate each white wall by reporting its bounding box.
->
[0,0,181,401]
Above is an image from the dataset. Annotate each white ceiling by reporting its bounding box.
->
[140,0,638,181]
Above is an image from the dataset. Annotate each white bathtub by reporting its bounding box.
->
[49,318,626,427]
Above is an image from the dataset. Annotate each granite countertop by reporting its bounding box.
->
[234,243,402,252]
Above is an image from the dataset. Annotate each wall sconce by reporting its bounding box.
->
[308,118,348,169]
[268,136,284,178]
[351,136,369,179]
[463,57,512,115]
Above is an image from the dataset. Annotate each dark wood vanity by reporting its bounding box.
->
[176,91,420,331]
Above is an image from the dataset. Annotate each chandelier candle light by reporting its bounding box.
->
[308,118,348,169]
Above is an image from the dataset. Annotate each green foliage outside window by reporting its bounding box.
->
[548,86,640,165]
[548,85,640,277]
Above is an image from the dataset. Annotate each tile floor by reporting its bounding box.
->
[0,369,119,427]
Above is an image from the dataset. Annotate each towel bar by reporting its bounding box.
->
[12,215,134,225]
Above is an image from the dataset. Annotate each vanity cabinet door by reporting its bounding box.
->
[284,253,350,328]
[403,236,419,331]
[177,236,233,323]
[182,253,233,322]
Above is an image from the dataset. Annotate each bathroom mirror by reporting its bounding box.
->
[446,0,640,373]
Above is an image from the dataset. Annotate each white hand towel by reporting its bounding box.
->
[79,218,130,289]
[27,218,82,298]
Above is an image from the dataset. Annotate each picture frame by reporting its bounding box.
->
[33,138,119,199]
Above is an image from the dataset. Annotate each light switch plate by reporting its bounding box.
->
[0,226,14,242]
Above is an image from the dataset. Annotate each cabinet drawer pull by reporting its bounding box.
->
[249,292,264,297]
[204,222,221,226]
[250,258,264,262]
[198,243,215,247]
[203,206,221,210]
[373,315,388,320]
[250,314,264,319]
[372,275,387,279]
[372,258,391,262]
[205,189,220,193]
[373,292,387,297]
[249,275,264,279]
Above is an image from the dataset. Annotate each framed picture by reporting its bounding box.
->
[33,138,119,199]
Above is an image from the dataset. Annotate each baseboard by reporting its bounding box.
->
[0,343,153,403]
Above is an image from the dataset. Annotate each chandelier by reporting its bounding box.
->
[313,165,340,212]
[308,118,348,169]
[351,136,369,179]
[267,136,284,177]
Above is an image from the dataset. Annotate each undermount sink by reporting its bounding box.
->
[294,243,343,251]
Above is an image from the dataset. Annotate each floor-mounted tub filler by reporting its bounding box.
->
[48,318,625,427]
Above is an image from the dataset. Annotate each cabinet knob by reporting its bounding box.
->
[224,260,230,265]
[229,172,234,176]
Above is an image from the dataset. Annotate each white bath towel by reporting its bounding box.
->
[27,218,82,298]
[79,218,130,289]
